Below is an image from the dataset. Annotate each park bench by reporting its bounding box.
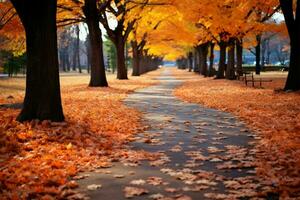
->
[243,72,272,87]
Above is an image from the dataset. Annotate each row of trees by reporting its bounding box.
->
[0,0,299,122]
[0,0,164,122]
[143,0,299,90]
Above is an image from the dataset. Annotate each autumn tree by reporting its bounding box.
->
[58,27,72,71]
[83,0,108,86]
[0,2,25,55]
[98,0,165,79]
[57,0,108,87]
[129,5,169,76]
[10,0,64,122]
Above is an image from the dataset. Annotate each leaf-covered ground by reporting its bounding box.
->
[173,68,300,198]
[0,70,162,199]
[71,68,284,200]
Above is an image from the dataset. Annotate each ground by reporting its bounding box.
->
[0,70,161,199]
[173,69,300,198]
[0,68,299,199]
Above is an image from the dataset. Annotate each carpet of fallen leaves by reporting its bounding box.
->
[0,70,162,199]
[173,68,300,198]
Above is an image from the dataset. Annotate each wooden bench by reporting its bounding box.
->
[243,72,272,87]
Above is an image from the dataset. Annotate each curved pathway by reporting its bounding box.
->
[76,68,276,200]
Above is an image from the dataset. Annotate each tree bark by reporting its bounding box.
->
[11,0,64,122]
[216,41,227,79]
[236,39,243,77]
[199,43,209,76]
[226,38,235,80]
[208,42,215,77]
[255,34,261,75]
[131,40,140,76]
[280,0,300,90]
[115,32,128,79]
[83,0,108,87]
[75,25,81,73]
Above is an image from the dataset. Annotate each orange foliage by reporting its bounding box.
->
[0,70,162,199]
[0,2,25,55]
[173,68,300,197]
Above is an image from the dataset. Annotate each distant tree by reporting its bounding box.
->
[3,52,26,77]
[104,36,117,74]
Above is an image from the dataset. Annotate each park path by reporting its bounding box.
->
[76,68,275,200]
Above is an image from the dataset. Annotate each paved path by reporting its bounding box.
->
[76,69,276,200]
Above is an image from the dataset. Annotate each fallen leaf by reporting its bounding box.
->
[123,186,149,198]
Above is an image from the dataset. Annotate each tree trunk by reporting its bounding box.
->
[196,47,203,74]
[85,34,91,74]
[226,38,235,80]
[261,39,267,69]
[193,50,199,72]
[236,39,243,76]
[188,52,193,72]
[285,38,300,90]
[255,34,261,75]
[208,42,215,77]
[216,41,227,79]
[280,0,300,90]
[72,45,76,71]
[11,0,64,122]
[199,43,209,76]
[75,25,81,73]
[115,32,128,79]
[83,0,108,87]
[131,40,140,76]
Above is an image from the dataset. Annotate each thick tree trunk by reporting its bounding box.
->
[236,39,243,77]
[83,0,108,87]
[11,0,64,122]
[208,42,215,77]
[199,43,209,76]
[280,0,300,90]
[131,40,140,76]
[196,47,203,74]
[226,38,235,80]
[285,39,300,90]
[115,33,128,79]
[255,34,261,75]
[216,41,227,79]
